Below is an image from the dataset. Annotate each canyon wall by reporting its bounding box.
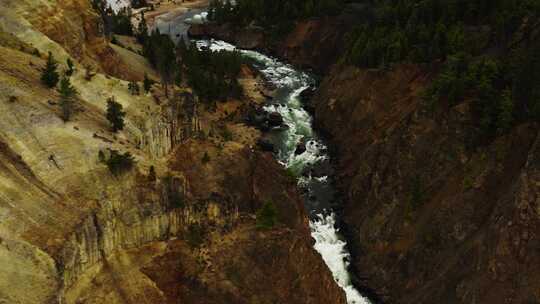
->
[0,1,346,303]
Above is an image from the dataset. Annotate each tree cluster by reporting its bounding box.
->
[103,150,136,176]
[91,0,133,36]
[208,0,343,35]
[178,39,243,103]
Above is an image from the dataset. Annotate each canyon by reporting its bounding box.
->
[190,7,540,304]
[2,0,540,303]
[0,0,345,303]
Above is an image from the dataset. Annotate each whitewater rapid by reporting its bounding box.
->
[195,39,370,304]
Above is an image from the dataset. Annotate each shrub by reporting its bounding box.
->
[105,150,135,175]
[256,201,278,229]
[201,151,211,164]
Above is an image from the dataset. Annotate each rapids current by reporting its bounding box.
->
[195,39,370,304]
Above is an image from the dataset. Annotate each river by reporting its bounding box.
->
[155,9,371,304]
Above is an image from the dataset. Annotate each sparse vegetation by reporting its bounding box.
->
[57,76,78,122]
[106,97,126,132]
[148,165,156,182]
[104,150,135,175]
[221,127,233,141]
[65,58,75,76]
[186,224,205,248]
[128,81,140,95]
[41,52,59,88]
[143,72,153,93]
[202,151,211,164]
[256,201,278,229]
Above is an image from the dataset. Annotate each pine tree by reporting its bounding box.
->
[66,58,75,76]
[41,52,60,88]
[58,76,78,122]
[106,97,126,132]
[148,165,156,182]
[128,81,140,95]
[143,73,152,93]
[137,11,149,44]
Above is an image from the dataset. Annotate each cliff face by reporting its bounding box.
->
[0,1,346,303]
[313,63,540,303]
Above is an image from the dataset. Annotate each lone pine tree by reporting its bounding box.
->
[106,97,126,132]
[58,76,77,122]
[41,52,60,88]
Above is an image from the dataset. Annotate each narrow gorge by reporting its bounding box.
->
[2,0,540,304]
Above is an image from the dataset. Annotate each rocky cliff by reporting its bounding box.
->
[0,1,346,303]
[313,64,540,303]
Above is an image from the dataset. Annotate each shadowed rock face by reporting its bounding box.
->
[313,63,540,303]
[0,1,346,303]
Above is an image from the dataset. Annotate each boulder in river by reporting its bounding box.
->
[257,137,275,152]
[268,112,284,127]
[295,140,307,155]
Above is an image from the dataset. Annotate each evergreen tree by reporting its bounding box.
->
[41,52,60,88]
[105,150,135,175]
[66,58,75,76]
[137,11,149,44]
[148,165,156,182]
[143,73,152,93]
[128,81,140,95]
[106,97,126,132]
[58,76,77,122]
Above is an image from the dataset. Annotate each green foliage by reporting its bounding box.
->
[130,0,148,9]
[32,48,41,57]
[178,41,243,103]
[424,55,521,139]
[106,97,126,132]
[143,72,153,93]
[128,81,140,95]
[58,76,78,122]
[148,165,156,182]
[104,150,135,175]
[41,52,59,88]
[136,12,149,44]
[91,0,133,36]
[107,151,135,175]
[221,127,233,141]
[98,150,106,162]
[256,201,278,229]
[209,0,343,33]
[65,58,75,76]
[342,0,539,68]
[142,29,177,97]
[201,151,211,164]
[186,224,205,248]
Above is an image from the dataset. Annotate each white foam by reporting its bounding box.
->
[195,39,370,304]
[311,214,371,304]
[105,0,130,12]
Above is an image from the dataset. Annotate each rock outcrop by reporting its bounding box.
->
[313,63,540,303]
